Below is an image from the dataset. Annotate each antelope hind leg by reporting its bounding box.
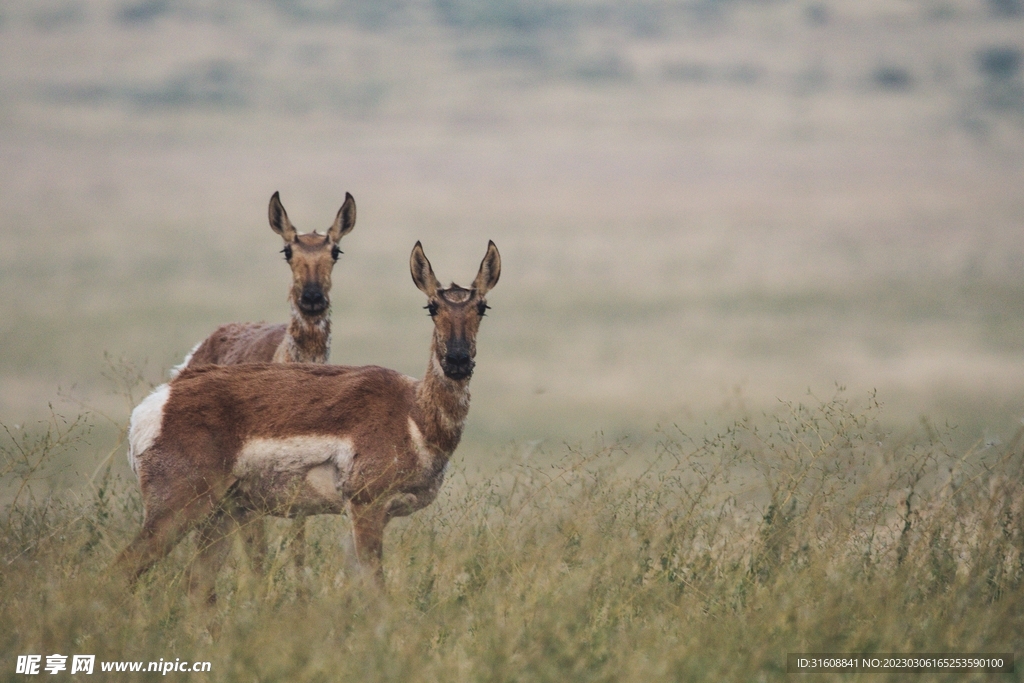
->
[240,515,268,576]
[187,510,239,606]
[112,494,217,589]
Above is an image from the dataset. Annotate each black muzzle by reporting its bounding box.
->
[298,284,329,315]
[442,341,475,380]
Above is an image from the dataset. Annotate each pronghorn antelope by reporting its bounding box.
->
[173,191,355,573]
[175,191,356,372]
[116,241,501,601]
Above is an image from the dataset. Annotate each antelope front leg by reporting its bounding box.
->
[347,501,388,584]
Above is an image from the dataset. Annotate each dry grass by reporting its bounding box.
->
[2,393,1022,681]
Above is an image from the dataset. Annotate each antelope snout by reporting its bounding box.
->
[298,284,329,314]
[442,343,475,380]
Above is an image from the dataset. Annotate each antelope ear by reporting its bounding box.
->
[328,192,356,242]
[268,192,297,242]
[472,240,501,295]
[410,241,440,297]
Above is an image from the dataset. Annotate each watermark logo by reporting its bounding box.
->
[16,655,207,675]
[44,656,66,675]
[16,656,41,675]
[71,656,95,675]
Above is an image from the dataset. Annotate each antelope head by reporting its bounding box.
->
[410,241,501,381]
[269,191,357,318]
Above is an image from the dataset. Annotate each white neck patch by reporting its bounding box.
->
[408,417,433,468]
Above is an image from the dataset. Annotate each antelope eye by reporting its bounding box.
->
[282,245,293,261]
[425,301,440,317]
[331,245,341,261]
[477,301,490,317]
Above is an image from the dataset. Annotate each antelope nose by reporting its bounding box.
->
[443,348,475,380]
[446,349,470,366]
[300,286,326,309]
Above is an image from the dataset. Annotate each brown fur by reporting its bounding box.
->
[115,241,501,600]
[182,192,355,371]
[173,192,355,581]
[140,364,448,511]
[185,322,287,366]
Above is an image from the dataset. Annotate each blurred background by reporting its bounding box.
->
[1,0,1023,469]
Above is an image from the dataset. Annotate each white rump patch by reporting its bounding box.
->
[234,435,356,481]
[168,340,202,379]
[127,383,171,477]
[408,417,433,468]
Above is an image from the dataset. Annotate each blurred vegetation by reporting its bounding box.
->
[4,0,1022,118]
[2,393,1022,680]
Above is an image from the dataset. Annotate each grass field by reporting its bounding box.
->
[3,393,1023,681]
[2,0,1024,679]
